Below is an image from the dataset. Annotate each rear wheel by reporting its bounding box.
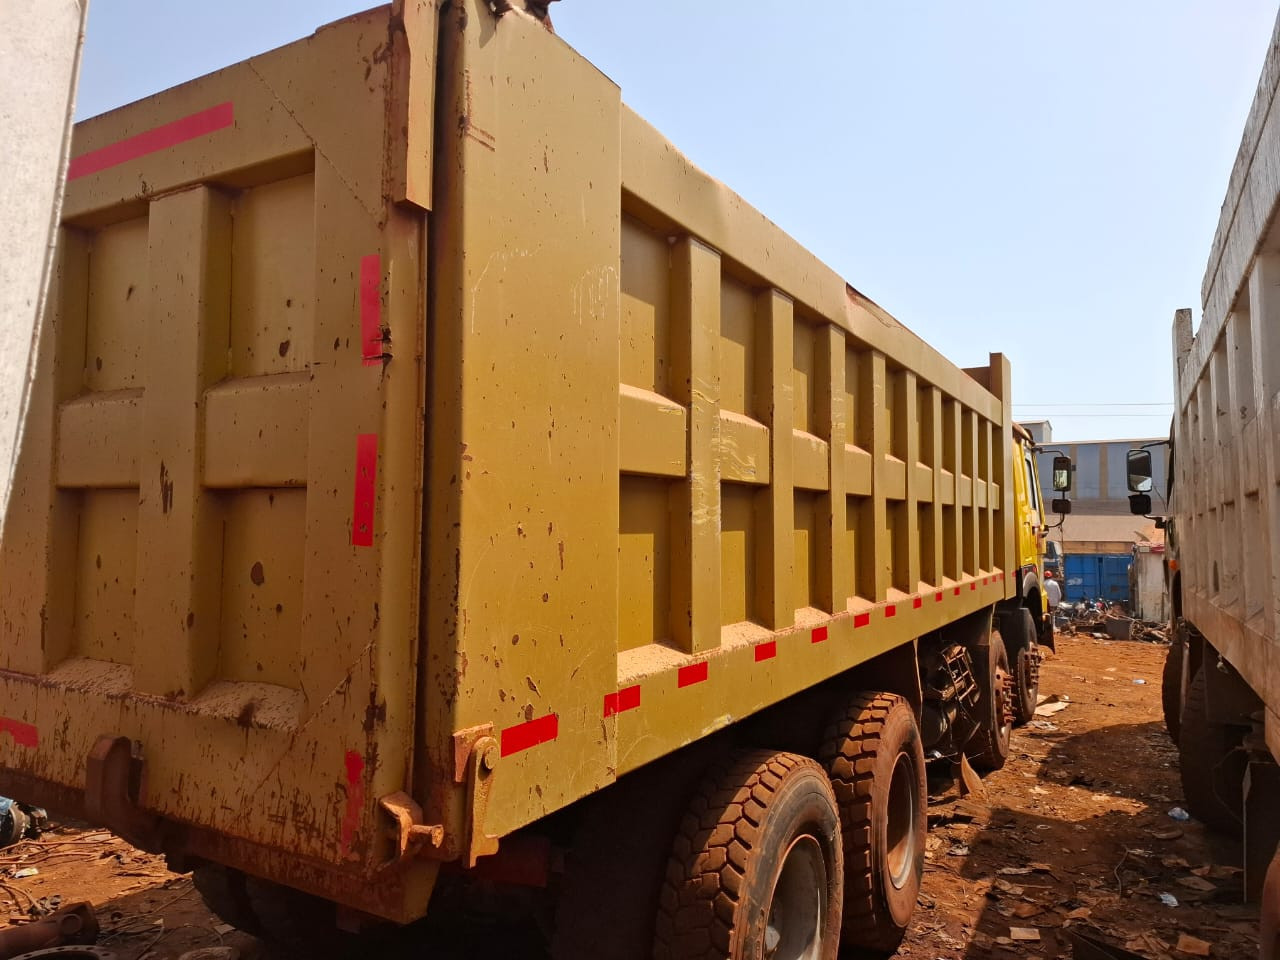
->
[968,633,1013,772]
[1004,608,1040,726]
[819,692,926,956]
[1162,638,1184,743]
[1178,669,1246,837]
[654,750,843,960]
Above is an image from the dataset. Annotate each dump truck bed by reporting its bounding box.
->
[1,0,1016,922]
[1176,8,1280,761]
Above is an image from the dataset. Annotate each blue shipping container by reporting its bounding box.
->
[1063,553,1131,604]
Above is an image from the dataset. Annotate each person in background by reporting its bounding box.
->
[1044,569,1062,612]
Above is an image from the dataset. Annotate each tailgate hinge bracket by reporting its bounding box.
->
[84,735,163,853]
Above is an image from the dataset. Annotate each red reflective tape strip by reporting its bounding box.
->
[935,592,943,602]
[351,434,378,547]
[68,102,234,181]
[954,587,961,596]
[501,714,559,757]
[970,581,977,591]
[360,255,382,365]
[339,749,365,857]
[811,626,828,644]
[677,662,708,687]
[854,612,871,628]
[603,685,641,718]
[755,641,777,662]
[885,605,897,618]
[0,718,37,749]
[913,597,923,609]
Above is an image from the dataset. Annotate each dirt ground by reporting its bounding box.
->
[0,633,1258,959]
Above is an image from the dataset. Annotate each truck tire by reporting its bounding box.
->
[192,863,262,936]
[1005,608,1040,725]
[1262,846,1280,960]
[968,633,1013,772]
[1162,639,1183,743]
[654,750,843,960]
[819,692,926,956]
[1178,669,1246,837]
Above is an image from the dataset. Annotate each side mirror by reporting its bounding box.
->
[1126,449,1153,493]
[1052,456,1073,492]
[1129,493,1152,515]
[1051,497,1072,515]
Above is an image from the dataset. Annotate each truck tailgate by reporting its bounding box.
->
[0,5,438,921]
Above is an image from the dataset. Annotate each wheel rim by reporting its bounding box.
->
[885,752,918,890]
[995,657,1014,738]
[764,833,827,960]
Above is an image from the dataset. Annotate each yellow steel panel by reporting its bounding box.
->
[429,0,621,841]
[721,484,758,626]
[229,173,314,378]
[792,319,816,435]
[817,325,848,614]
[73,489,138,664]
[619,475,674,651]
[620,217,671,396]
[218,490,306,687]
[134,186,230,699]
[670,238,722,654]
[756,290,795,631]
[845,445,873,497]
[720,275,760,420]
[719,410,769,484]
[204,374,309,487]
[619,384,686,478]
[55,391,140,488]
[792,430,830,491]
[793,490,820,612]
[85,216,147,392]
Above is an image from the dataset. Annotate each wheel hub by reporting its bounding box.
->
[765,834,826,960]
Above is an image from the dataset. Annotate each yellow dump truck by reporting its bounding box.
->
[0,3,1067,956]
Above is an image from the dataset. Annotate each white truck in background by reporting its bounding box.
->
[1126,10,1280,957]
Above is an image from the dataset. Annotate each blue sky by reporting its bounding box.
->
[77,2,1277,441]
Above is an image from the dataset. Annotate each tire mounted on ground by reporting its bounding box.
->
[1178,668,1246,837]
[819,691,927,957]
[968,631,1013,771]
[655,750,843,960]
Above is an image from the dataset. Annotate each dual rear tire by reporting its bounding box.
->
[654,693,926,960]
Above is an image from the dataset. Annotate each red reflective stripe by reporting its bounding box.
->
[339,749,365,857]
[954,587,961,596]
[755,641,777,661]
[885,605,897,618]
[854,612,871,628]
[603,685,641,718]
[678,662,708,687]
[913,597,923,609]
[935,592,943,602]
[360,255,383,365]
[811,626,828,644]
[0,718,37,749]
[501,714,559,757]
[351,434,378,547]
[68,102,234,180]
[970,582,977,591]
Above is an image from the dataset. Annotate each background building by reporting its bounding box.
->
[1026,430,1168,604]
